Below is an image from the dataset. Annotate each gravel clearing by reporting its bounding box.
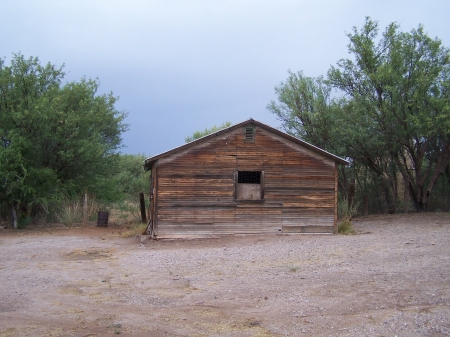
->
[0,213,449,336]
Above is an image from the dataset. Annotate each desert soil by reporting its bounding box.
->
[0,213,449,337]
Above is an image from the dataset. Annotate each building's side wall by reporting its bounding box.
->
[154,125,336,238]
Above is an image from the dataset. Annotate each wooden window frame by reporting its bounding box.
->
[234,170,265,202]
[244,126,256,142]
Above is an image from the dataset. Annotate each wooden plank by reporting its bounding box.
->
[152,163,159,237]
[282,225,334,233]
[334,163,338,233]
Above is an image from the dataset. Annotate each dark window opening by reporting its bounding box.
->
[235,170,265,200]
[238,171,261,184]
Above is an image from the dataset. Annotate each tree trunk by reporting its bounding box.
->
[377,176,396,214]
[410,185,422,213]
[403,178,408,213]
[11,204,18,229]
[406,142,450,213]
[347,179,356,218]
[384,185,396,214]
[419,143,450,210]
[83,193,88,227]
[337,166,349,198]
[416,201,427,212]
[363,194,369,216]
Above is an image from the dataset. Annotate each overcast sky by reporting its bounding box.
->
[2,0,450,156]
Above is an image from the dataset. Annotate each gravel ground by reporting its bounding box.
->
[0,213,449,336]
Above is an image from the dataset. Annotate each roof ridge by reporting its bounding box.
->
[143,119,348,170]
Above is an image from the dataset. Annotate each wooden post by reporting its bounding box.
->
[147,172,152,223]
[139,192,147,223]
[83,193,88,227]
[363,194,369,216]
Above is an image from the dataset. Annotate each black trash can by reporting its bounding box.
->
[97,211,109,227]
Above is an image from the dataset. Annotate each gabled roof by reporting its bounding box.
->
[144,119,349,170]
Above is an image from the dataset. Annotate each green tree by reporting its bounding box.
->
[0,54,128,226]
[113,154,151,201]
[267,71,342,152]
[0,146,29,228]
[185,121,232,143]
[267,71,357,203]
[268,18,450,213]
[328,18,450,212]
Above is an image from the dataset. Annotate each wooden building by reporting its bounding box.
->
[144,119,348,238]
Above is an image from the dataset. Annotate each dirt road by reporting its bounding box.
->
[1,213,449,336]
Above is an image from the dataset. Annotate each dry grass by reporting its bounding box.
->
[338,196,358,235]
[53,195,106,227]
[54,200,83,227]
[338,218,356,235]
[120,222,148,238]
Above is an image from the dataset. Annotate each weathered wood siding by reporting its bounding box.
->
[152,124,336,238]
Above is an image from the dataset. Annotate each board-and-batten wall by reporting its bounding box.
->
[151,126,337,238]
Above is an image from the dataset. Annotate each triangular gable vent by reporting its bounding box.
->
[244,126,255,142]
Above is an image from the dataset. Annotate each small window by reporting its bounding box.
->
[244,127,255,142]
[235,170,264,200]
[238,171,261,184]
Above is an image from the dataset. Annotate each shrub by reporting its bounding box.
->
[338,196,359,220]
[338,219,355,235]
[54,199,83,227]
